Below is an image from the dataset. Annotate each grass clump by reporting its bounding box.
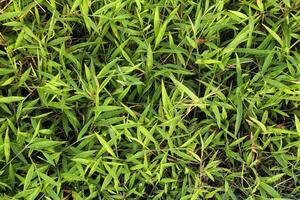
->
[1,0,300,199]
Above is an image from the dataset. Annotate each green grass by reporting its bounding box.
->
[1,0,300,199]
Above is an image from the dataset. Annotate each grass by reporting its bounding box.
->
[0,0,300,199]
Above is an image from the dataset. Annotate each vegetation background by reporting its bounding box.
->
[0,0,300,199]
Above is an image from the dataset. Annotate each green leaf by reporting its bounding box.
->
[186,36,197,49]
[71,0,83,12]
[4,129,10,162]
[229,136,247,147]
[24,165,35,190]
[0,96,24,103]
[222,31,248,55]
[37,171,57,186]
[154,7,160,38]
[203,133,215,150]
[170,76,199,102]
[212,105,221,128]
[0,68,14,76]
[97,58,119,78]
[235,97,243,135]
[155,6,179,48]
[262,24,284,47]
[295,115,300,133]
[138,126,158,145]
[260,182,281,198]
[147,44,153,73]
[249,117,267,133]
[0,12,21,21]
[266,173,285,184]
[96,133,116,157]
[29,140,65,149]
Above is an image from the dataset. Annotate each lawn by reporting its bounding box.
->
[0,0,300,199]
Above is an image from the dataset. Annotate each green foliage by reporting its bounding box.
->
[1,0,300,199]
